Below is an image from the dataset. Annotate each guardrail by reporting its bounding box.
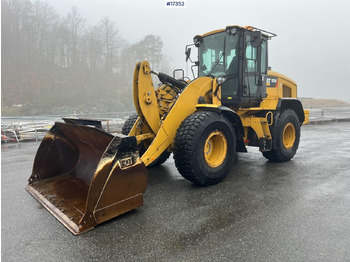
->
[1,112,135,143]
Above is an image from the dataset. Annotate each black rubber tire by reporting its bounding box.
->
[121,113,170,167]
[262,109,300,162]
[148,150,171,167]
[173,111,236,186]
[121,113,139,135]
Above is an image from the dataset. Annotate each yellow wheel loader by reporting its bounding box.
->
[26,25,309,235]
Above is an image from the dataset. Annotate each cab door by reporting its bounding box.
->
[241,32,268,107]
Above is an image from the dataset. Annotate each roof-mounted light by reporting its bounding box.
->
[229,28,237,35]
[226,26,240,35]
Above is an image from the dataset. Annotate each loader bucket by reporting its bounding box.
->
[26,122,148,235]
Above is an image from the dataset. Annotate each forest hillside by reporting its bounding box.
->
[1,0,171,116]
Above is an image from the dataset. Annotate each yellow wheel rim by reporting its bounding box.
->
[203,131,228,168]
[283,123,296,149]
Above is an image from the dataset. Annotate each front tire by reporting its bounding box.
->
[173,111,236,186]
[121,114,170,167]
[121,113,139,136]
[263,109,301,162]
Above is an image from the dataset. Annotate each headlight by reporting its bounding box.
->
[216,76,226,85]
[226,28,237,35]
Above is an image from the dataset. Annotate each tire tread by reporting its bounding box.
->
[174,111,235,186]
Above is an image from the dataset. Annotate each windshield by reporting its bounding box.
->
[198,31,239,77]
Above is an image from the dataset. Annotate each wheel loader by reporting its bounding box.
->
[26,25,309,235]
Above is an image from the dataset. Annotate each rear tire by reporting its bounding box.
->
[121,113,170,167]
[173,111,236,186]
[262,109,300,162]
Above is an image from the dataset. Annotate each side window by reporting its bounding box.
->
[225,35,239,75]
[245,42,258,72]
[244,34,258,96]
[260,40,267,74]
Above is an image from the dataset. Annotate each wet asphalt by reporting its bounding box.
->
[2,121,350,262]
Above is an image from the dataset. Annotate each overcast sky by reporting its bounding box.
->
[50,0,350,101]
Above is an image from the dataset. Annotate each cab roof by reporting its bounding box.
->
[197,25,276,39]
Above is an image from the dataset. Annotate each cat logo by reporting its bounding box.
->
[119,157,133,169]
[266,76,278,87]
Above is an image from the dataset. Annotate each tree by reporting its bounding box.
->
[119,34,164,90]
[83,25,102,71]
[99,17,119,73]
[64,6,85,68]
[1,0,169,115]
[127,34,163,68]
[31,1,58,60]
[141,35,163,68]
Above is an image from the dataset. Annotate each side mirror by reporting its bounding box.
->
[251,31,262,47]
[185,47,192,62]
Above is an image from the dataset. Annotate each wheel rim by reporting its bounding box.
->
[283,123,296,149]
[203,131,228,168]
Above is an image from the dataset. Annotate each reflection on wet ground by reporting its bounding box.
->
[2,122,350,261]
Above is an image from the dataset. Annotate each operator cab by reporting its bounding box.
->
[190,26,275,108]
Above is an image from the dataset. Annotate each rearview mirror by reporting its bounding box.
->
[251,31,262,47]
[185,47,192,62]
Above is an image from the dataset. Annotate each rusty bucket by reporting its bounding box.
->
[26,122,148,235]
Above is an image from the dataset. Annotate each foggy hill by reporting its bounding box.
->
[1,0,170,116]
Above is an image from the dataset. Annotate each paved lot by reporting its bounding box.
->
[2,122,350,261]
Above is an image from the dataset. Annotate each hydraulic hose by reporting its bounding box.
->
[151,70,187,90]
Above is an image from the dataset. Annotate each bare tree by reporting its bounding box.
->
[64,6,85,68]
[126,34,163,68]
[99,17,120,73]
[1,0,169,115]
[31,1,58,59]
